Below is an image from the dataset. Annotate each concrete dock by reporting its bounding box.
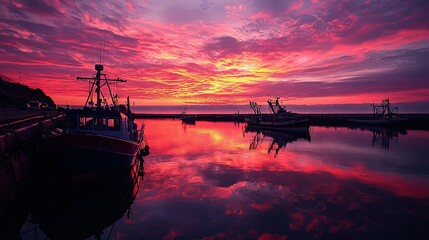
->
[0,109,65,156]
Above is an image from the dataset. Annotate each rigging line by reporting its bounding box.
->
[89,80,93,105]
[84,79,97,107]
[105,76,117,106]
[99,89,107,105]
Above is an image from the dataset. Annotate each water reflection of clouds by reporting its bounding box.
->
[220,167,427,238]
[139,161,429,239]
[137,120,429,239]
[145,121,429,198]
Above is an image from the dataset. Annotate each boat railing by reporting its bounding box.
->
[137,124,145,143]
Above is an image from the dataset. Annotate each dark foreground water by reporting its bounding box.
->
[3,119,429,239]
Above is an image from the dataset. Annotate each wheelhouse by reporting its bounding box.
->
[66,108,131,139]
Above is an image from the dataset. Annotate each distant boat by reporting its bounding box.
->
[180,108,196,124]
[42,64,149,181]
[245,97,310,132]
[348,98,407,125]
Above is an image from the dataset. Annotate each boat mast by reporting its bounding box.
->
[267,97,285,114]
[95,64,102,108]
[77,64,127,109]
[267,100,277,114]
[370,98,399,119]
[249,101,261,115]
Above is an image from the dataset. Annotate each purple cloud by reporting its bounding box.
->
[203,36,244,58]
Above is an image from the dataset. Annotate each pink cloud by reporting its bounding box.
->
[0,0,428,110]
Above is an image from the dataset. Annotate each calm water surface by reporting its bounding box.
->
[18,119,429,239]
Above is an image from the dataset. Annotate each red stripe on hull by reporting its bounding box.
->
[42,133,142,180]
[46,133,140,156]
[246,118,310,132]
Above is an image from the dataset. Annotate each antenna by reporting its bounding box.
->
[98,35,105,64]
[102,37,106,64]
[98,36,102,64]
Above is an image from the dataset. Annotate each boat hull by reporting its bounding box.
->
[348,118,407,125]
[246,126,311,141]
[246,118,310,132]
[181,115,196,124]
[41,133,141,181]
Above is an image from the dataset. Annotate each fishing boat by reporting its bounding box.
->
[348,98,407,125]
[180,108,196,124]
[245,97,309,132]
[42,64,149,180]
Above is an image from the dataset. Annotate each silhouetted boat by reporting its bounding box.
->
[232,110,245,122]
[348,98,407,125]
[349,117,407,125]
[246,97,309,132]
[42,64,148,180]
[181,108,196,124]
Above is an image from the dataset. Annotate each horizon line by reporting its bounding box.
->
[61,102,429,114]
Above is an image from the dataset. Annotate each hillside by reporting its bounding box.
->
[0,74,55,108]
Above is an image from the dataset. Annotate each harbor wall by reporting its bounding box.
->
[0,114,65,156]
[134,113,429,129]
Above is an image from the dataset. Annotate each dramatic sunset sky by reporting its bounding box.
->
[1,0,429,112]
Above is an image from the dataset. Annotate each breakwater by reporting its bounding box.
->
[134,113,429,129]
[0,112,65,156]
[1,112,66,237]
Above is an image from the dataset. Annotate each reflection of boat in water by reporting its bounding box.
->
[181,108,197,124]
[245,126,311,157]
[349,126,407,150]
[348,99,407,125]
[246,97,309,132]
[41,63,148,180]
[26,162,143,240]
[232,109,245,123]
